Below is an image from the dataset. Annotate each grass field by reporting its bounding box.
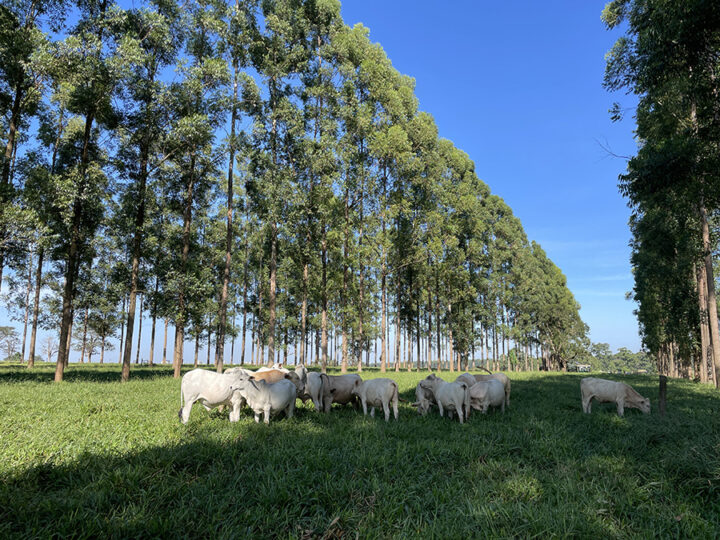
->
[1,363,719,538]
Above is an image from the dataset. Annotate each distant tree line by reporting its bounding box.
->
[604,0,720,387]
[0,0,587,382]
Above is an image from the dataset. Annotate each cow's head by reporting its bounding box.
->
[285,372,305,395]
[639,397,651,414]
[350,378,363,397]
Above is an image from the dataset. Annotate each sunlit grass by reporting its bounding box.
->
[1,363,719,537]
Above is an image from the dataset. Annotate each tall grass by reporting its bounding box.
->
[1,364,718,538]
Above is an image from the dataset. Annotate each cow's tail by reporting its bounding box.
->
[392,381,399,407]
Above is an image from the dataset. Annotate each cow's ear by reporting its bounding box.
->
[249,375,255,380]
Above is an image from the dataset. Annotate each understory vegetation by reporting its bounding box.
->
[1,364,718,537]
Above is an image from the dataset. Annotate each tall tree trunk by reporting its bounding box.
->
[149,276,159,366]
[162,318,168,364]
[216,56,239,375]
[121,134,149,382]
[240,229,249,365]
[79,308,89,364]
[55,107,95,382]
[173,154,196,378]
[700,204,720,388]
[194,333,200,367]
[20,253,32,363]
[300,261,308,365]
[696,263,710,383]
[27,248,43,368]
[135,295,143,364]
[118,294,126,364]
[321,223,328,373]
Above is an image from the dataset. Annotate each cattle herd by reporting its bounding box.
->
[178,365,651,425]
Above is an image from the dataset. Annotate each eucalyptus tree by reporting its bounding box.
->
[114,0,181,381]
[604,0,720,384]
[166,0,228,378]
[52,0,120,381]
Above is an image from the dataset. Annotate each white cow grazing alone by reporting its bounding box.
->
[179,368,249,424]
[299,372,325,410]
[351,378,399,421]
[581,377,650,417]
[419,374,471,424]
[230,378,297,424]
[469,379,505,414]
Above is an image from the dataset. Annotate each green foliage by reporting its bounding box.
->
[1,366,718,536]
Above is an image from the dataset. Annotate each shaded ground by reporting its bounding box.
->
[1,364,719,537]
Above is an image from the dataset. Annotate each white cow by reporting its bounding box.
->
[321,374,362,413]
[455,373,477,389]
[419,374,471,424]
[473,373,511,408]
[351,378,399,421]
[412,381,436,416]
[229,378,297,424]
[581,377,650,417]
[178,368,249,424]
[299,371,325,410]
[469,379,505,414]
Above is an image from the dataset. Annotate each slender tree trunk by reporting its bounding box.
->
[135,295,143,364]
[79,309,88,364]
[20,253,32,363]
[321,223,328,373]
[100,337,105,364]
[341,187,349,373]
[696,263,710,383]
[121,135,149,382]
[700,204,720,388]
[194,334,199,367]
[27,248,43,368]
[118,294,126,364]
[216,57,239,375]
[173,154,196,378]
[300,261,308,365]
[162,319,168,364]
[149,276,158,366]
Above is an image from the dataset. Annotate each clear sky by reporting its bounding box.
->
[339,0,641,351]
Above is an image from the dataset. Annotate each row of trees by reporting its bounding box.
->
[0,0,587,382]
[604,0,720,387]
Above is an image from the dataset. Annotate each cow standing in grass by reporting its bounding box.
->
[179,368,250,424]
[580,377,650,417]
[418,374,471,424]
[351,378,399,421]
[230,378,296,424]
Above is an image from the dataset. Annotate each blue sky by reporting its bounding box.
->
[339,1,641,351]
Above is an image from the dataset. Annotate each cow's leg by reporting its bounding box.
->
[370,406,375,417]
[500,400,505,414]
[180,397,196,424]
[617,399,624,417]
[393,400,398,421]
[582,395,592,414]
[382,402,390,422]
[458,404,464,424]
[254,412,261,423]
[438,402,444,418]
[362,399,368,416]
[286,399,295,419]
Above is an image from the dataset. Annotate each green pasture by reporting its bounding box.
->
[1,364,719,538]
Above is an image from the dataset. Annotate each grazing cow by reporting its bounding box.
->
[419,374,471,424]
[412,381,437,416]
[178,368,250,424]
[455,373,477,389]
[474,373,511,408]
[229,378,296,424]
[351,378,399,422]
[469,379,505,414]
[250,369,305,397]
[299,371,325,411]
[321,374,362,413]
[581,377,650,417]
